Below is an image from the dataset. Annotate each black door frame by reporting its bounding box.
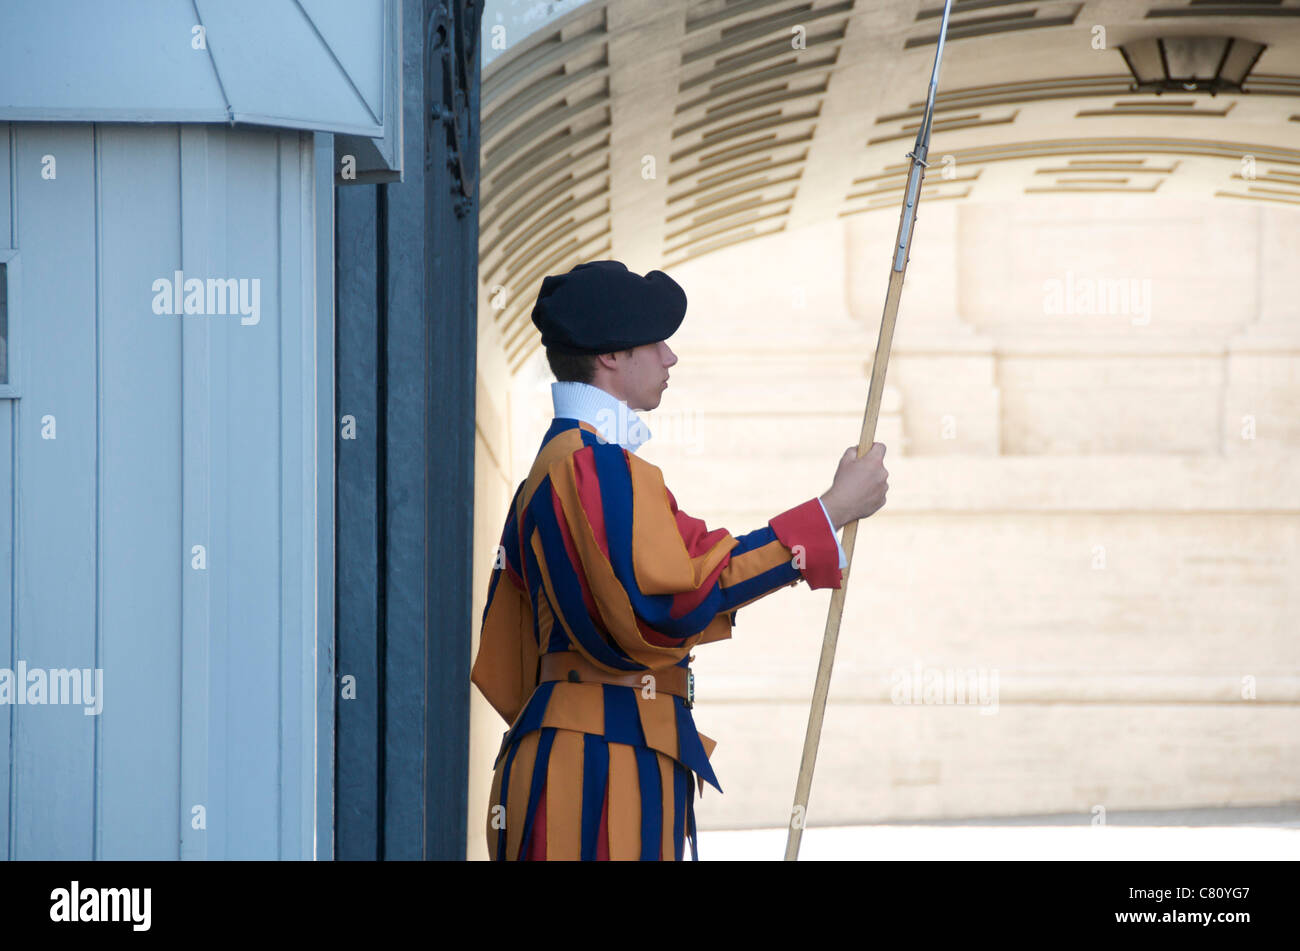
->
[333,0,482,861]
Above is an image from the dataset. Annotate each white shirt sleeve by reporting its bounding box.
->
[817,497,849,570]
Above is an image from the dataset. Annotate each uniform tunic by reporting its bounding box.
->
[471,382,846,860]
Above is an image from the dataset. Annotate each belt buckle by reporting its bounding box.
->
[687,669,694,708]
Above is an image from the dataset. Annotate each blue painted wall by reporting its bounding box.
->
[0,122,334,859]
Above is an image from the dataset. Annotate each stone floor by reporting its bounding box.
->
[699,804,1300,861]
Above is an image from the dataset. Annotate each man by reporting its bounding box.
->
[471,260,888,860]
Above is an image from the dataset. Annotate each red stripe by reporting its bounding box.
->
[597,784,609,861]
[572,448,609,558]
[575,448,680,648]
[520,769,665,861]
[635,614,678,647]
[524,783,547,860]
[665,489,733,619]
[769,496,842,590]
[666,488,732,558]
[550,484,603,625]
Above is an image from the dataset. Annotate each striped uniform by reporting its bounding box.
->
[471,416,844,860]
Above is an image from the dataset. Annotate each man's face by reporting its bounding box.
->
[599,340,677,411]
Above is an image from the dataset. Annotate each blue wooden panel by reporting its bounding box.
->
[312,132,336,862]
[1,121,330,860]
[211,130,287,858]
[177,125,214,861]
[333,0,476,862]
[334,183,382,860]
[298,2,385,122]
[0,1,396,143]
[12,124,98,859]
[0,124,11,860]
[194,0,385,135]
[425,0,478,859]
[0,2,224,122]
[383,65,430,858]
[0,402,13,860]
[277,129,314,860]
[95,125,184,859]
[1,125,10,242]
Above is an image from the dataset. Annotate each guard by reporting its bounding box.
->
[470,260,888,860]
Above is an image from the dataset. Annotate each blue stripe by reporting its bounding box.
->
[480,482,527,634]
[687,778,698,861]
[535,421,617,658]
[602,684,647,747]
[544,589,569,654]
[529,474,641,671]
[673,694,721,793]
[517,727,557,861]
[634,745,663,860]
[514,679,555,736]
[546,416,602,449]
[493,680,557,770]
[580,734,609,861]
[479,562,506,630]
[716,557,800,608]
[673,763,687,861]
[591,442,710,638]
[520,506,546,652]
[538,417,576,453]
[501,481,525,578]
[727,524,778,557]
[495,734,524,861]
[590,441,799,638]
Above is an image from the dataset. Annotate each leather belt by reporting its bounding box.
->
[539,650,694,707]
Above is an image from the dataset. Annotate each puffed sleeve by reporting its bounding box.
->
[470,485,537,725]
[541,441,843,671]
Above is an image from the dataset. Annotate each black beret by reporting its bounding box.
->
[531,260,686,355]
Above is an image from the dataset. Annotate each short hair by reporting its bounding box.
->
[545,346,632,384]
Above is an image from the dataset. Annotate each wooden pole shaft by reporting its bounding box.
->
[784,205,919,861]
[782,0,952,861]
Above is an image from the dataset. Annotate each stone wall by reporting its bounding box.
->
[471,196,1300,845]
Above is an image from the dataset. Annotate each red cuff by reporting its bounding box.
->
[769,497,843,590]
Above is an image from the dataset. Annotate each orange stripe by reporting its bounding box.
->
[658,753,675,861]
[697,612,733,645]
[607,743,641,860]
[522,427,586,514]
[539,680,604,734]
[627,453,736,595]
[545,731,584,861]
[530,532,598,669]
[635,689,678,754]
[696,729,718,797]
[552,456,695,668]
[721,537,796,594]
[471,568,536,727]
[504,731,541,861]
[534,588,555,655]
[487,756,507,860]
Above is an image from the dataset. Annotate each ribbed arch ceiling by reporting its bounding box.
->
[480,0,1300,374]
